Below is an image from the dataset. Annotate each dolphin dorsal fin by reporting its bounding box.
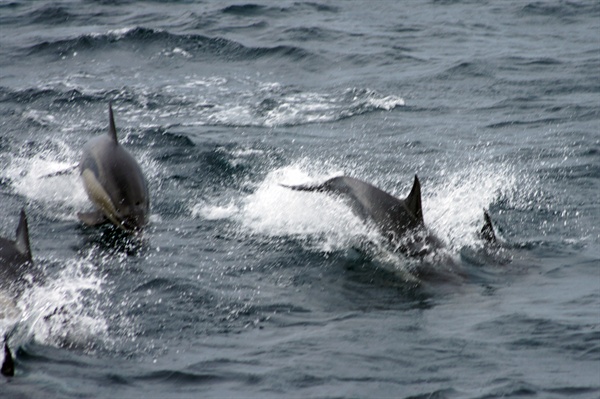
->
[1,341,14,377]
[405,175,424,223]
[480,211,497,243]
[15,208,32,261]
[108,103,118,144]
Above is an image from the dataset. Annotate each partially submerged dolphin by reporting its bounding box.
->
[0,209,33,377]
[282,175,495,256]
[0,209,32,290]
[78,104,149,232]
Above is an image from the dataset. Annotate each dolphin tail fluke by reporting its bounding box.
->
[78,210,109,227]
[108,103,118,143]
[15,208,32,262]
[279,182,328,193]
[1,340,14,377]
[479,211,497,243]
[405,175,424,223]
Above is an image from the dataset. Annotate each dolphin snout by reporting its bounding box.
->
[120,209,148,231]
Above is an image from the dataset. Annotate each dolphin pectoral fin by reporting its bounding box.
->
[81,169,122,227]
[77,211,109,226]
[479,211,497,243]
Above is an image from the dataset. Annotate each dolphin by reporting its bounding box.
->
[78,104,150,232]
[1,210,33,378]
[282,175,495,256]
[0,209,33,291]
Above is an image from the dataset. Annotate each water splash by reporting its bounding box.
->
[2,139,86,219]
[191,202,238,221]
[424,163,518,251]
[193,163,382,253]
[193,161,518,256]
[2,255,110,353]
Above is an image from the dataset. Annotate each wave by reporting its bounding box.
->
[25,26,317,63]
[283,26,343,42]
[0,86,101,105]
[520,1,600,20]
[220,2,338,16]
[436,60,495,80]
[28,4,75,25]
[485,117,565,129]
[221,4,274,16]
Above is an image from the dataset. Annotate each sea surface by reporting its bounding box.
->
[0,1,599,398]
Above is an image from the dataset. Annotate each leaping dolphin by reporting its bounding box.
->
[78,104,150,232]
[282,175,495,256]
[0,209,32,290]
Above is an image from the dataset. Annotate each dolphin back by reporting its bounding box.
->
[282,175,425,237]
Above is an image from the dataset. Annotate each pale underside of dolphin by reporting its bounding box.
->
[282,175,495,256]
[0,209,32,290]
[78,104,149,232]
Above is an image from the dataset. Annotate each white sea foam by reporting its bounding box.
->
[102,26,137,38]
[164,75,404,127]
[261,89,405,127]
[22,109,57,127]
[192,202,239,220]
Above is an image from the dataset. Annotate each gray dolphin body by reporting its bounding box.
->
[283,175,444,256]
[78,104,149,231]
[0,209,32,291]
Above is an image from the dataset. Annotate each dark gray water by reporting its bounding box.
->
[1,1,599,398]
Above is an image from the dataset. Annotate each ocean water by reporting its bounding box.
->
[0,0,599,398]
